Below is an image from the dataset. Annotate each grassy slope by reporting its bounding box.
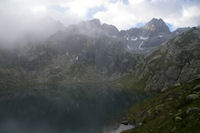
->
[123,78,200,133]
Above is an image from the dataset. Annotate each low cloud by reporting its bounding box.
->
[0,0,200,43]
[0,0,82,43]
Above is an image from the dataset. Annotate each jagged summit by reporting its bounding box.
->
[58,18,191,51]
[88,18,101,27]
[143,18,170,33]
[66,18,119,37]
[119,18,178,50]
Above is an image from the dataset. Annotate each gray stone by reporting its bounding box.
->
[186,107,200,114]
[161,87,168,92]
[167,97,173,101]
[147,109,152,117]
[174,82,181,87]
[186,94,199,100]
[175,116,182,121]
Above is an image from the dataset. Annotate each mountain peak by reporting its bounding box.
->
[143,18,170,33]
[88,19,101,27]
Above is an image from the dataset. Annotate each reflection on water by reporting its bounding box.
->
[0,83,149,133]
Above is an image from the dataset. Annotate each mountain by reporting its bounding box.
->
[0,19,143,86]
[118,26,200,133]
[58,18,191,53]
[0,18,194,88]
[0,18,148,133]
[119,27,200,91]
[142,18,170,34]
[0,17,199,133]
[65,19,119,38]
[172,27,191,36]
[120,18,191,51]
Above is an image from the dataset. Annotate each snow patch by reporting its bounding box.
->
[131,37,138,41]
[138,41,143,50]
[140,36,148,40]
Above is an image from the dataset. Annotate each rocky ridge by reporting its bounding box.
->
[119,27,200,91]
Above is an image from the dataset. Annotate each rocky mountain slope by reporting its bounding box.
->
[120,18,190,51]
[0,18,195,91]
[119,27,200,92]
[0,19,144,87]
[123,78,200,133]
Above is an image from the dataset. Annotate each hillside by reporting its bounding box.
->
[122,78,200,133]
[119,27,200,91]
[0,18,192,87]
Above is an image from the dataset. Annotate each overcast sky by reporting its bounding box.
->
[0,0,200,41]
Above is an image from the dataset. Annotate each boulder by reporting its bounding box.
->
[138,122,143,126]
[167,97,173,101]
[161,87,168,92]
[175,116,182,121]
[186,94,199,100]
[147,109,152,117]
[186,107,200,114]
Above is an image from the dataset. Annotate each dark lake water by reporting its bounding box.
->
[0,83,148,133]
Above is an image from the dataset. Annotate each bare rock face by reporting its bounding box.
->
[120,18,190,51]
[142,18,170,35]
[186,107,200,114]
[186,94,199,101]
[130,27,200,91]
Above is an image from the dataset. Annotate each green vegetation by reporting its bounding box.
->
[118,74,147,91]
[123,78,200,133]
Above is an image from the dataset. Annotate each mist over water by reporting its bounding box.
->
[0,0,199,133]
[0,83,148,133]
[0,8,147,132]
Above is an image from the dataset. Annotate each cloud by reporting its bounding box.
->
[0,0,82,42]
[86,6,107,19]
[0,0,200,43]
[94,0,200,30]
